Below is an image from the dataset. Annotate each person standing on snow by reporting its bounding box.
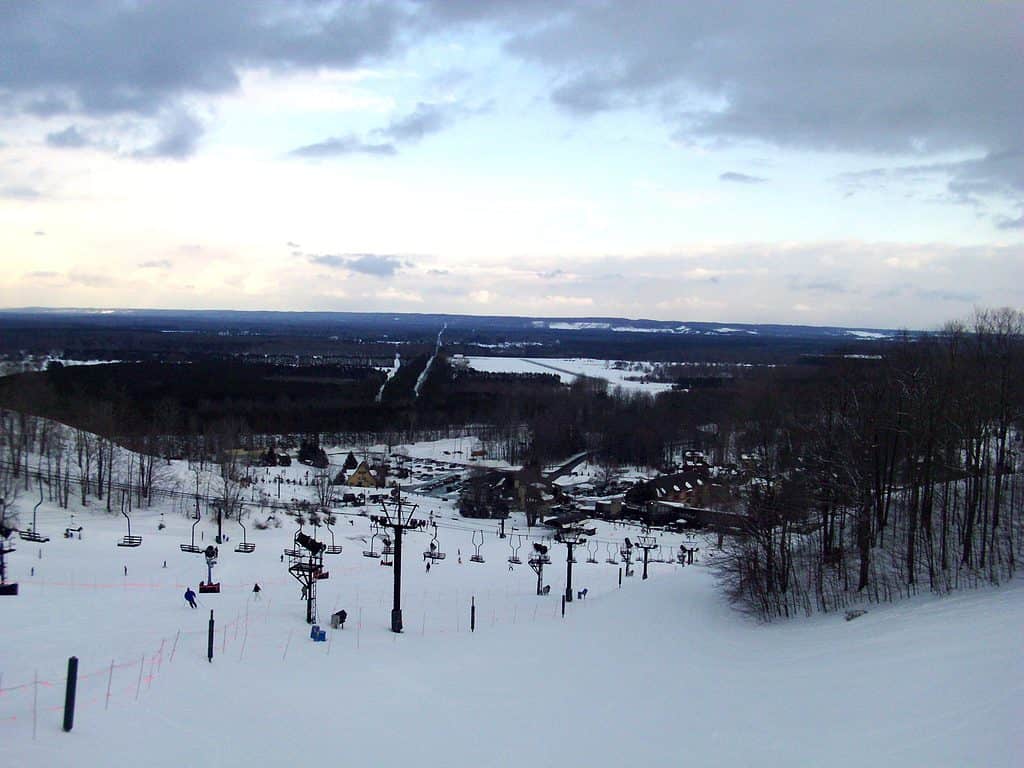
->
[252,583,262,600]
[184,587,198,608]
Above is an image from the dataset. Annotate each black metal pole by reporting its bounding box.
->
[62,656,78,732]
[618,567,622,588]
[561,594,566,617]
[643,548,650,580]
[470,595,476,632]
[390,525,403,633]
[306,552,315,624]
[565,543,574,603]
[207,610,215,662]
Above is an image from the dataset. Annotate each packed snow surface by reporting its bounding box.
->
[1,497,1020,767]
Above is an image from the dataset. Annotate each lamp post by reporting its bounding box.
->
[372,487,425,633]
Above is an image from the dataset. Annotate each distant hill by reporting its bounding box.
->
[0,307,909,341]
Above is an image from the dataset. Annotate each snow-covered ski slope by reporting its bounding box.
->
[1,501,1020,767]
[464,356,676,394]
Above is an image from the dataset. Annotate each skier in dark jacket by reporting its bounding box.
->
[184,587,197,608]
[252,582,262,600]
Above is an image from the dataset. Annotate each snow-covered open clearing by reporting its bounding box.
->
[463,357,675,394]
[2,490,1020,767]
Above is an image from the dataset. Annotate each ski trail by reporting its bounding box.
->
[375,353,401,403]
[414,325,446,398]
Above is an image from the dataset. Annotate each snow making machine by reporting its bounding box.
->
[198,545,221,594]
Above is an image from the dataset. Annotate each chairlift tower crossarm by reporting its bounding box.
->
[636,533,658,580]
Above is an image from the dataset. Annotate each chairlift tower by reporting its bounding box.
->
[527,542,551,596]
[636,532,658,580]
[620,538,634,577]
[286,529,327,624]
[371,487,425,633]
[555,524,587,603]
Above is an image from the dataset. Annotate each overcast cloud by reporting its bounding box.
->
[309,254,408,278]
[0,1,1020,326]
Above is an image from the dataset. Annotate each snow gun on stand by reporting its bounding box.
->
[199,545,220,593]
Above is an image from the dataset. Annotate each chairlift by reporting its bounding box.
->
[362,525,382,558]
[470,530,485,563]
[381,534,395,557]
[423,522,446,562]
[283,522,305,559]
[180,508,203,553]
[19,481,49,543]
[619,538,633,562]
[323,517,343,555]
[235,513,255,554]
[586,542,599,564]
[507,534,523,566]
[117,497,141,547]
[605,542,618,565]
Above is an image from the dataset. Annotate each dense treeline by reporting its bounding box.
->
[718,309,1023,619]
[0,309,881,366]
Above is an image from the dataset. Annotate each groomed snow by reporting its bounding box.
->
[1,493,1020,767]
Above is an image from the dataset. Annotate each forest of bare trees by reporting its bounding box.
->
[717,309,1024,619]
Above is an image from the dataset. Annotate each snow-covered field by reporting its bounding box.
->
[2,484,1020,767]
[464,357,676,394]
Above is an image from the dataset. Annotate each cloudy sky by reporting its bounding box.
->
[1,1,1021,329]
